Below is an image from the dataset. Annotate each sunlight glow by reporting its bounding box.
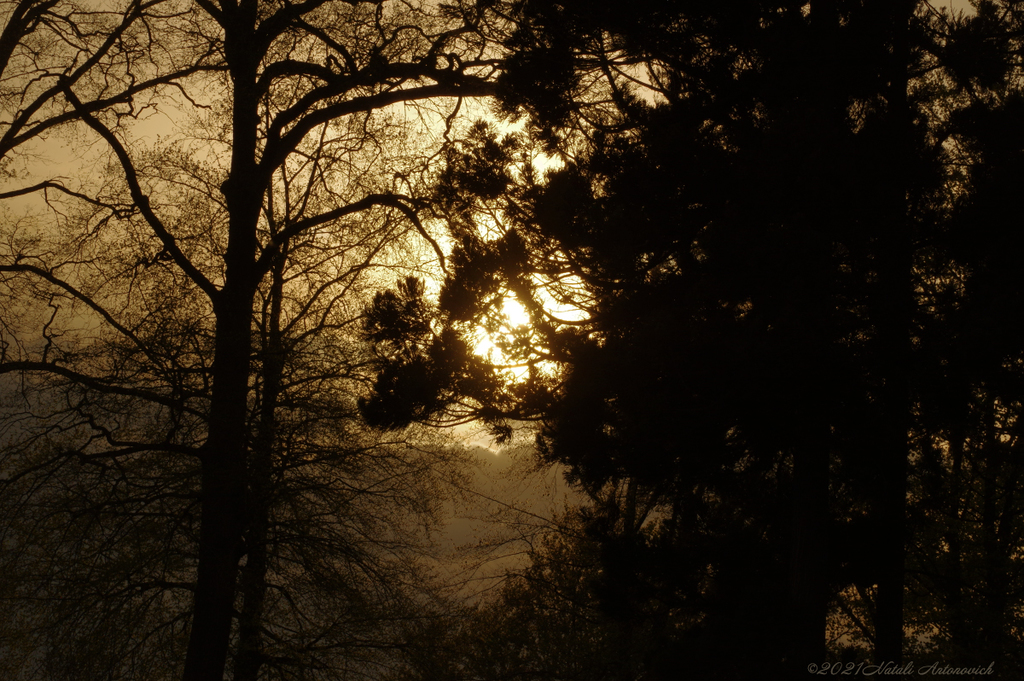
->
[501,297,530,328]
[469,283,588,383]
[469,293,535,380]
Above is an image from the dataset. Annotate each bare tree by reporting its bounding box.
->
[1,1,503,679]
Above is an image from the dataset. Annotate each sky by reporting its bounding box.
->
[945,0,979,13]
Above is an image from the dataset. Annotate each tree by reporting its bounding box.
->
[1,0,504,679]
[360,0,1024,675]
[894,3,1024,673]
[1,3,206,673]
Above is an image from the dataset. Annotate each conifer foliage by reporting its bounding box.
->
[362,1,1024,677]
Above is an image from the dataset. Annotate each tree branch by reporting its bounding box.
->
[0,361,204,417]
[0,181,133,215]
[253,193,446,278]
[1,263,166,368]
[60,85,220,302]
[0,0,169,157]
[0,58,225,158]
[254,0,380,58]
[264,75,496,170]
[0,0,60,82]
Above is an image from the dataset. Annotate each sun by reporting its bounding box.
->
[469,294,534,378]
[469,276,590,380]
[501,296,530,328]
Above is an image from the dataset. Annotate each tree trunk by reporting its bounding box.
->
[234,494,271,681]
[183,290,255,681]
[787,1,840,672]
[234,241,288,681]
[872,0,914,666]
[183,8,265,673]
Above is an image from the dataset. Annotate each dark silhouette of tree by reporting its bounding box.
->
[361,1,1024,677]
[1,1,503,679]
[891,3,1024,674]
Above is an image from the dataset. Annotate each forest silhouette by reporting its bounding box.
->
[2,0,1023,680]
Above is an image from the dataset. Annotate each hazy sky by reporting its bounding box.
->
[946,0,978,13]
